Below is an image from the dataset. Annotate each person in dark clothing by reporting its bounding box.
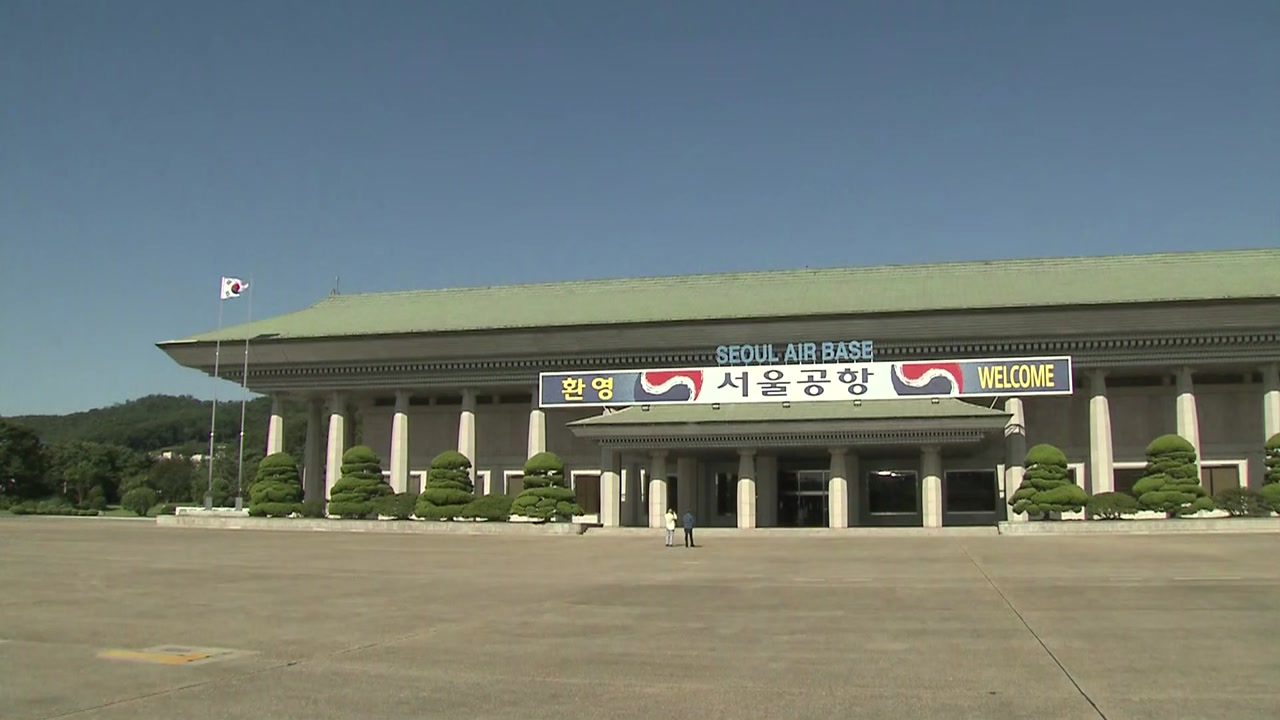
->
[682,511,696,547]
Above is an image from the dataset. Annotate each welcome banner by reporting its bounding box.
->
[539,356,1073,408]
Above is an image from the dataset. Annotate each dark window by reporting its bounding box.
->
[1114,467,1145,495]
[944,470,997,513]
[1201,465,1240,496]
[1065,467,1079,485]
[715,472,736,515]
[574,473,601,514]
[506,473,524,497]
[867,470,917,514]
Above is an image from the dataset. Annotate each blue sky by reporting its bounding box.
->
[1,0,1277,416]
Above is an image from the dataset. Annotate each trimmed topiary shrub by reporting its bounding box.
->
[327,445,392,519]
[375,492,419,520]
[462,493,514,521]
[1212,487,1267,517]
[1087,491,1140,520]
[122,487,158,517]
[509,452,583,521]
[415,451,476,520]
[1265,433,1280,486]
[247,452,304,518]
[1131,434,1214,518]
[1007,444,1087,519]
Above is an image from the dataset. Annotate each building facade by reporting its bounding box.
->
[159,249,1280,528]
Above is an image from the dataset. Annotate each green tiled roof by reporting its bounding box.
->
[567,398,1011,426]
[164,248,1279,344]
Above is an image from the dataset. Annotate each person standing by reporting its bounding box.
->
[664,508,677,547]
[682,510,696,547]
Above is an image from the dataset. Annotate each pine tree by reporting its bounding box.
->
[327,445,391,519]
[1008,443,1087,519]
[509,451,583,521]
[415,450,475,520]
[1131,434,1213,518]
[247,452,303,517]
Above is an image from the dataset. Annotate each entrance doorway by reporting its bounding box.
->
[778,469,830,527]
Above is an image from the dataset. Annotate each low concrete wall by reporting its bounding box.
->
[998,517,1280,536]
[156,515,588,535]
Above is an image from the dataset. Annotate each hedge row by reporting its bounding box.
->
[239,447,583,522]
[1012,433,1280,521]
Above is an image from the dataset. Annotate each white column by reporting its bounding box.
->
[1264,363,1280,442]
[1175,367,1201,459]
[303,398,324,503]
[1088,371,1114,494]
[648,450,668,528]
[527,398,546,459]
[1004,397,1027,522]
[324,392,347,507]
[600,447,621,527]
[676,456,697,516]
[921,445,943,528]
[389,390,410,494]
[265,394,285,455]
[458,389,477,484]
[828,448,849,529]
[736,449,757,529]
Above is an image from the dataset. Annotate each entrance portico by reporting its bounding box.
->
[569,398,1011,529]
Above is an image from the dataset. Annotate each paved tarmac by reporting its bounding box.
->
[1,517,1277,720]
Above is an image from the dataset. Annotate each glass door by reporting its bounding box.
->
[778,469,830,527]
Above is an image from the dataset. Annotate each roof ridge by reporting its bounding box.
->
[319,247,1278,302]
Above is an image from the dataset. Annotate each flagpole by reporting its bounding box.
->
[205,294,225,510]
[234,275,254,511]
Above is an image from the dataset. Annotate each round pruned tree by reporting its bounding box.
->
[1259,433,1280,514]
[509,451,583,521]
[1131,434,1214,518]
[415,450,475,520]
[248,452,303,517]
[327,445,391,519]
[1265,433,1280,485]
[1008,443,1087,520]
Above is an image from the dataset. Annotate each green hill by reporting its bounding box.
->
[5,394,309,456]
[1,394,328,511]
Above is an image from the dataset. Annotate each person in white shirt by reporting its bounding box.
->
[664,508,677,547]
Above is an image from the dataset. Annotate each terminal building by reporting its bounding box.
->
[158,248,1280,529]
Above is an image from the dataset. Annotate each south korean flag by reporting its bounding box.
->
[220,277,249,300]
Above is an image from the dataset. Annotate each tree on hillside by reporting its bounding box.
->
[1131,434,1214,518]
[248,452,303,517]
[509,452,583,521]
[416,451,475,520]
[327,445,391,518]
[1007,444,1088,519]
[46,441,149,506]
[0,420,50,499]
